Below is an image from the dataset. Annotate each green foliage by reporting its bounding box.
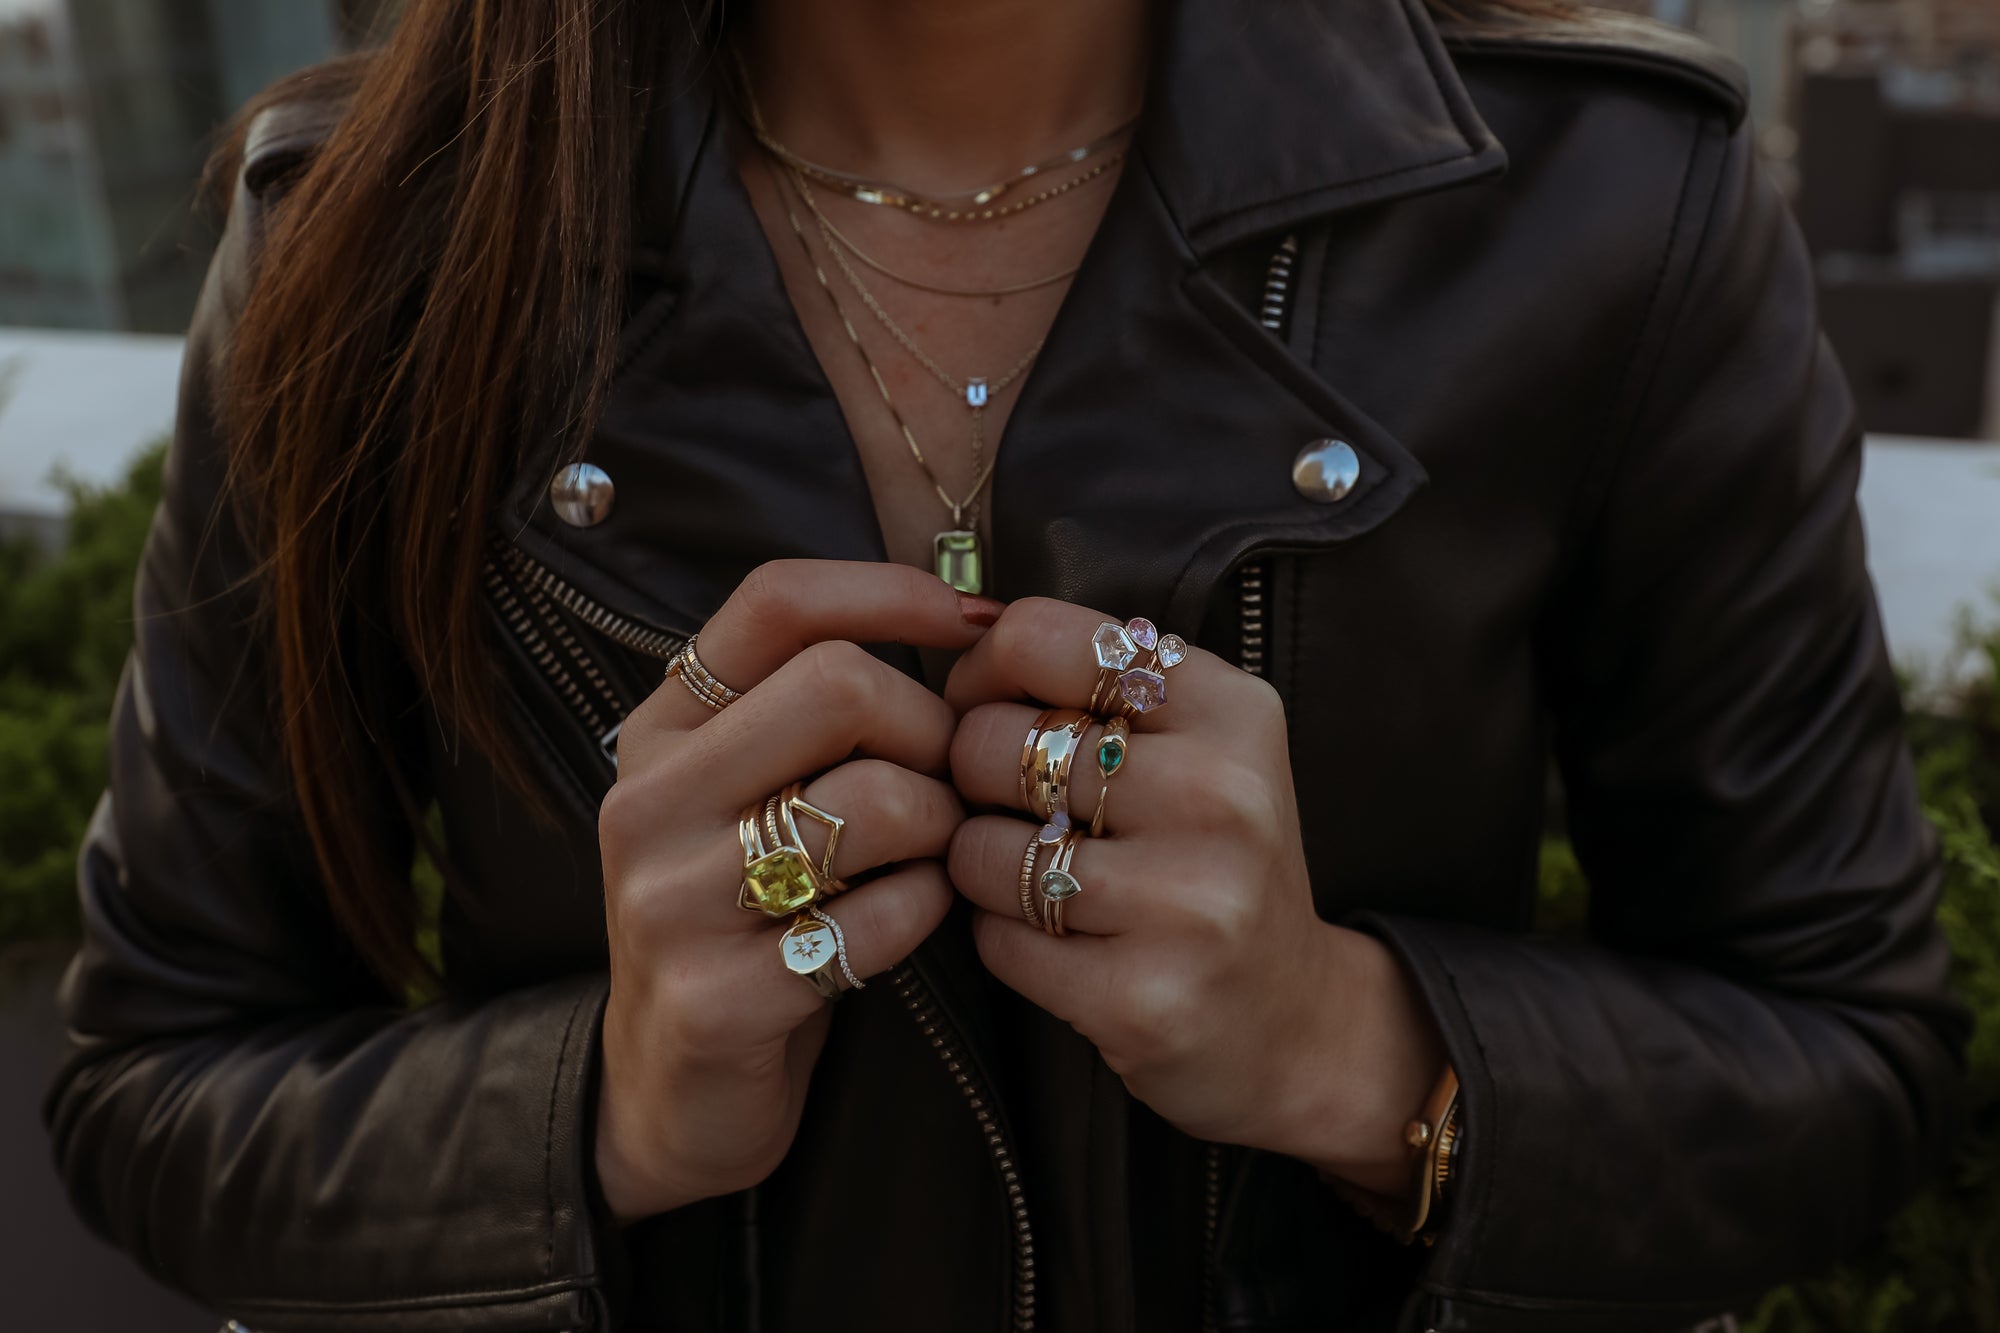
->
[1741,648,2000,1333]
[0,443,164,944]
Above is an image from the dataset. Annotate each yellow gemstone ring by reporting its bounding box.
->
[738,782,846,917]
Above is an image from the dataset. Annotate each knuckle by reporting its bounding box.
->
[797,639,877,716]
[843,759,915,830]
[732,562,789,626]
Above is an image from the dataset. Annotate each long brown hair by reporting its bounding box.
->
[214,0,1563,989]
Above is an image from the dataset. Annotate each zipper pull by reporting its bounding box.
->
[599,719,625,770]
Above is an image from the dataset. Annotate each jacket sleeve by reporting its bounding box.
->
[43,110,616,1332]
[1355,115,1967,1328]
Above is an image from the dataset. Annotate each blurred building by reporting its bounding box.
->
[1640,0,1999,439]
[0,0,384,334]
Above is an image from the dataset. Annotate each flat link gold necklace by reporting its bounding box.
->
[737,53,1135,225]
[771,161,1056,595]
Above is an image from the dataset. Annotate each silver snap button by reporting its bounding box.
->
[1292,439,1360,503]
[549,462,615,527]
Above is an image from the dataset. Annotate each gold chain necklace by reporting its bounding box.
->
[792,180,1083,299]
[737,53,1133,224]
[771,162,1037,594]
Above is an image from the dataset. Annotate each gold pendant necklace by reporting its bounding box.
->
[773,162,1053,595]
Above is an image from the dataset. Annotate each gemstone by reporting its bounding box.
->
[1117,668,1167,713]
[1092,622,1138,671]
[782,921,837,974]
[1039,810,1071,844]
[1126,617,1158,651]
[1156,633,1188,669]
[965,378,990,408]
[1040,868,1083,900]
[934,530,984,596]
[740,847,820,916]
[1097,733,1126,778]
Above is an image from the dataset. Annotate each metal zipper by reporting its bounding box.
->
[894,965,1037,1333]
[485,542,1036,1330]
[498,542,687,661]
[1200,233,1304,1333]
[486,543,688,764]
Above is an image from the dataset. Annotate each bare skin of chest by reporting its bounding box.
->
[740,152,1120,582]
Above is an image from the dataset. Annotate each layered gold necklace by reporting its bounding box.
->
[744,71,1129,595]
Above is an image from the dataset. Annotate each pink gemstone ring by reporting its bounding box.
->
[1086,617,1188,720]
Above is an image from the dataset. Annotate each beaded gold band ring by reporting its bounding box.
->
[667,634,744,713]
[1017,828,1046,927]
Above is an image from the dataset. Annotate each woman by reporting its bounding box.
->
[45,0,1963,1328]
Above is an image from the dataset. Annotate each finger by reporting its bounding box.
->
[626,561,1002,758]
[801,760,963,882]
[624,639,960,818]
[952,701,1175,831]
[751,862,955,1019]
[941,596,1232,729]
[969,907,1114,1026]
[624,758,962,935]
[948,815,1139,937]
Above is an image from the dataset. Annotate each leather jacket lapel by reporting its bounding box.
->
[989,163,1433,634]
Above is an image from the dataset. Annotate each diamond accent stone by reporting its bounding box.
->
[1126,617,1158,651]
[1040,868,1083,900]
[1117,668,1167,714]
[1093,622,1138,671]
[965,377,990,408]
[1156,633,1187,669]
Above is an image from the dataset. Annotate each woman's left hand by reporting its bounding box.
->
[945,597,1446,1196]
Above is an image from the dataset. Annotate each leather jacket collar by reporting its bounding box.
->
[508,0,1501,642]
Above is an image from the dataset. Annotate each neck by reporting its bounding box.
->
[740,0,1150,192]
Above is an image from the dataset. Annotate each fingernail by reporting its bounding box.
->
[958,594,1005,627]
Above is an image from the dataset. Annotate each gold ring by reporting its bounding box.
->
[1037,830,1084,937]
[780,912,847,999]
[667,634,744,713]
[738,782,847,916]
[1020,708,1091,821]
[1087,617,1187,719]
[1017,827,1045,927]
[1086,717,1130,836]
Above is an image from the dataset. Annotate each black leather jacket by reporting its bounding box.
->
[46,2,1966,1331]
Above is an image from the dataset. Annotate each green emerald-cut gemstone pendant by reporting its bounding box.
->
[934,530,984,595]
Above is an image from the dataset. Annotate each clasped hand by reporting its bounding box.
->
[595,561,1441,1224]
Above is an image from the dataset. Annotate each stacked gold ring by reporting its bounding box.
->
[1020,708,1092,822]
[667,634,744,713]
[1085,617,1188,720]
[781,903,863,999]
[738,782,846,917]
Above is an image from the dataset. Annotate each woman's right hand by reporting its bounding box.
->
[594,560,1001,1223]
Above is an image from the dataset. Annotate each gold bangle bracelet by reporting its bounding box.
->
[1399,1064,1461,1245]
